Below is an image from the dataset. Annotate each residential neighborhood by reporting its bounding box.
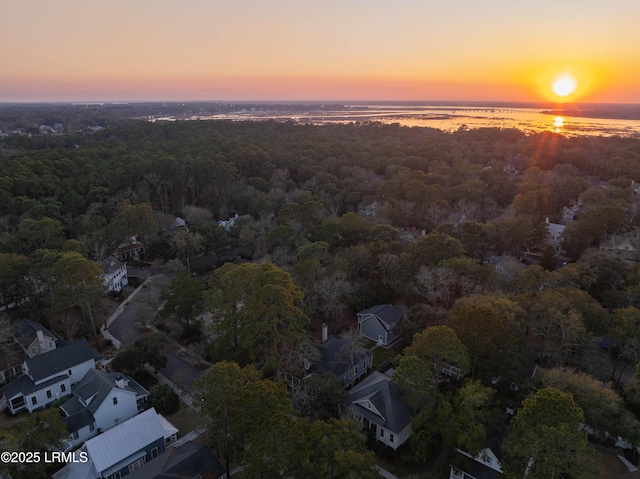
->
[3,110,640,479]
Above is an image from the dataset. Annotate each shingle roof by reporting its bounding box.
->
[312,335,372,378]
[64,408,95,433]
[126,441,224,479]
[25,339,98,383]
[60,369,147,418]
[101,257,125,275]
[345,371,413,434]
[357,304,402,326]
[85,408,166,474]
[13,319,61,350]
[1,373,67,399]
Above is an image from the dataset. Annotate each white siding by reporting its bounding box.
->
[93,389,138,432]
[25,377,70,412]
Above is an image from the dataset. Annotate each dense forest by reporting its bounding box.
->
[3,116,640,478]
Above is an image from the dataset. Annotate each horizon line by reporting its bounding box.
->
[1,99,640,107]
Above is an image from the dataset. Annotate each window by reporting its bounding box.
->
[128,457,145,472]
[114,472,121,479]
[71,431,79,440]
[46,390,52,399]
[61,384,66,393]
[151,447,158,459]
[68,369,72,376]
[389,434,394,443]
[89,423,95,432]
[30,347,37,355]
[48,341,54,349]
[379,428,384,438]
[31,396,37,405]
[355,366,359,375]
[363,360,366,368]
[113,397,118,405]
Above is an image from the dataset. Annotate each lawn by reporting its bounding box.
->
[164,403,202,438]
[373,344,402,370]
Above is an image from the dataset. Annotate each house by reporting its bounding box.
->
[449,410,511,479]
[60,369,149,450]
[343,370,413,450]
[1,319,67,385]
[545,218,566,250]
[449,444,504,479]
[357,304,402,346]
[53,407,178,479]
[13,318,61,358]
[312,324,373,388]
[0,339,98,414]
[100,257,129,293]
[217,213,250,233]
[115,237,145,262]
[126,440,225,479]
[489,255,525,279]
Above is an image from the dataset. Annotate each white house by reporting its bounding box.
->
[114,237,144,262]
[344,371,413,450]
[60,369,149,450]
[1,319,66,385]
[450,444,504,479]
[0,339,97,414]
[100,257,129,292]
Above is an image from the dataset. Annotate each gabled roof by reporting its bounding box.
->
[311,335,372,378]
[84,407,167,474]
[357,304,402,327]
[13,319,61,350]
[1,373,67,400]
[126,441,224,479]
[25,339,98,383]
[60,369,148,418]
[345,371,413,434]
[64,408,95,433]
[101,257,126,275]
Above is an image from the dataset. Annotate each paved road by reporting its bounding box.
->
[102,277,204,395]
[107,300,144,345]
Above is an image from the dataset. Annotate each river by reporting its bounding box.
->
[171,103,640,138]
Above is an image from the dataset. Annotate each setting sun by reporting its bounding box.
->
[552,73,578,98]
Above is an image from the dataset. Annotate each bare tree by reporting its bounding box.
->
[0,316,18,367]
[414,265,457,308]
[53,309,83,342]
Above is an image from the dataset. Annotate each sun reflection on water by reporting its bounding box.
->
[554,116,564,133]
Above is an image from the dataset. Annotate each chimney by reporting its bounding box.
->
[321,323,328,343]
[36,330,45,350]
[115,376,129,389]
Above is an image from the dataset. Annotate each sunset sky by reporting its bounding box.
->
[2,1,640,103]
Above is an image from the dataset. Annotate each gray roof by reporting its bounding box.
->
[312,335,372,378]
[345,371,413,434]
[60,369,148,418]
[65,408,95,433]
[1,373,67,400]
[25,339,98,383]
[126,441,224,479]
[13,319,62,350]
[101,257,125,275]
[85,408,166,474]
[357,304,402,326]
